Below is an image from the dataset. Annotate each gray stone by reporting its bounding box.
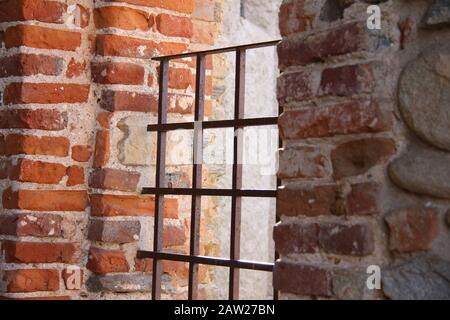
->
[382,254,450,300]
[388,143,450,199]
[425,0,450,26]
[332,269,368,300]
[398,44,450,151]
[87,274,152,293]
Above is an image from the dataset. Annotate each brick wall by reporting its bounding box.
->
[275,0,450,299]
[0,0,220,300]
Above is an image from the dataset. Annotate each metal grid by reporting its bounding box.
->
[137,40,281,300]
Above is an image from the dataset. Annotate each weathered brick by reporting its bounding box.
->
[107,0,194,14]
[89,168,140,192]
[3,269,59,293]
[97,112,113,129]
[346,182,380,216]
[3,187,88,211]
[331,138,396,179]
[0,54,63,77]
[94,6,154,31]
[93,130,110,168]
[87,247,129,274]
[88,220,141,243]
[277,184,337,217]
[163,225,187,247]
[279,1,315,36]
[277,70,316,104]
[318,224,374,256]
[279,100,391,140]
[0,109,67,130]
[71,145,91,162]
[192,20,215,45]
[4,134,70,157]
[62,268,84,291]
[386,207,439,253]
[100,90,158,112]
[66,165,85,186]
[273,262,332,297]
[156,14,193,38]
[274,223,319,254]
[0,214,62,237]
[278,146,330,179]
[168,68,193,89]
[66,58,86,79]
[0,0,66,23]
[8,159,67,184]
[96,34,157,59]
[4,83,90,105]
[5,25,81,51]
[192,0,216,21]
[278,22,367,69]
[2,241,80,263]
[92,62,144,85]
[320,64,374,97]
[90,194,178,219]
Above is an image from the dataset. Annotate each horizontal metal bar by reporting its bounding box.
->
[152,40,281,61]
[142,188,277,198]
[147,117,278,132]
[136,251,274,272]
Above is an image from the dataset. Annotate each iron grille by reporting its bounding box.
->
[137,40,281,300]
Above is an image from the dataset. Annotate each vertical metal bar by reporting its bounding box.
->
[188,54,206,300]
[152,59,169,300]
[273,103,282,301]
[229,48,246,300]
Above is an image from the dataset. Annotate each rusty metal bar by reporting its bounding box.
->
[142,188,276,198]
[229,48,246,300]
[147,117,278,132]
[151,59,169,300]
[151,40,280,61]
[137,251,274,272]
[188,54,206,300]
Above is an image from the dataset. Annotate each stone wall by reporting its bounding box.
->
[275,0,450,299]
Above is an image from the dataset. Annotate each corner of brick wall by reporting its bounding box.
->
[0,0,221,300]
[275,0,450,300]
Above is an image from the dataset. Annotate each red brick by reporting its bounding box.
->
[163,225,187,247]
[156,13,193,38]
[279,100,391,140]
[4,83,90,105]
[96,34,157,59]
[331,138,396,179]
[87,247,129,274]
[278,22,367,69]
[0,109,67,130]
[0,296,71,300]
[71,145,91,162]
[159,41,189,55]
[279,1,315,36]
[75,4,90,28]
[277,184,337,217]
[318,223,374,256]
[320,64,374,97]
[96,112,113,129]
[386,207,439,253]
[89,168,140,192]
[2,241,80,263]
[0,214,62,237]
[62,268,84,291]
[8,159,67,184]
[168,68,193,90]
[3,269,59,293]
[4,134,69,157]
[66,58,86,79]
[274,223,318,254]
[0,0,66,23]
[90,194,178,219]
[5,25,81,51]
[277,70,315,104]
[278,146,330,179]
[0,54,63,77]
[88,220,141,243]
[66,166,85,186]
[107,0,194,13]
[94,6,154,31]
[192,20,215,45]
[100,90,157,112]
[3,187,88,211]
[346,182,380,216]
[93,130,110,168]
[273,262,331,297]
[92,61,144,85]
